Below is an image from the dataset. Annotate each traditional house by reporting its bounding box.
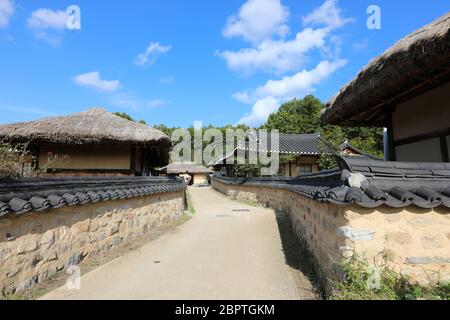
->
[321,13,450,163]
[0,108,171,176]
[212,13,450,287]
[211,133,333,177]
[338,140,368,157]
[159,162,211,186]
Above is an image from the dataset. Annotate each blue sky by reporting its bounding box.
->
[0,0,448,127]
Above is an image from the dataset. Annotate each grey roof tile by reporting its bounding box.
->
[0,176,185,218]
[213,156,450,209]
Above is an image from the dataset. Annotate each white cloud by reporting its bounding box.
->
[73,71,121,92]
[134,42,171,67]
[218,27,328,75]
[253,59,347,99]
[237,96,279,127]
[148,99,166,108]
[28,8,67,30]
[0,105,54,117]
[236,59,348,102]
[27,8,69,46]
[237,59,347,126]
[302,0,353,29]
[109,93,166,110]
[223,0,289,45]
[109,92,143,110]
[160,75,174,84]
[220,0,353,126]
[232,91,252,104]
[352,38,369,51]
[0,0,14,28]
[218,0,354,76]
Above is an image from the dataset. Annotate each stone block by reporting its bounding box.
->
[0,247,12,262]
[421,235,444,249]
[65,253,82,268]
[406,257,450,265]
[388,232,412,245]
[17,276,38,292]
[17,239,39,254]
[336,226,375,242]
[89,220,99,232]
[45,251,58,262]
[40,230,56,247]
[72,220,90,234]
[109,223,120,236]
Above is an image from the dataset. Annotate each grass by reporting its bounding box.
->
[2,288,46,300]
[330,254,450,300]
[186,191,196,215]
[176,190,196,226]
[2,293,24,300]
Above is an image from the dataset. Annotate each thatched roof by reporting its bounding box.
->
[160,162,212,175]
[0,108,170,146]
[321,12,450,127]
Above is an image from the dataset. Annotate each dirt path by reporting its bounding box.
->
[41,187,317,300]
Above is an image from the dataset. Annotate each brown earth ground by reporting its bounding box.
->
[16,187,318,300]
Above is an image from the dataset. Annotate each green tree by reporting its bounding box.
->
[261,95,323,134]
[114,112,147,125]
[113,112,134,121]
[260,95,384,169]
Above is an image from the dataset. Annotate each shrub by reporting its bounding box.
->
[331,254,450,300]
[0,141,68,178]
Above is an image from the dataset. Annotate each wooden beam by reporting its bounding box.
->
[440,136,449,163]
[394,128,450,147]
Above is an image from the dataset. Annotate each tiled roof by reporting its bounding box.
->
[0,176,185,217]
[211,133,334,166]
[159,162,212,174]
[249,133,332,155]
[212,156,450,209]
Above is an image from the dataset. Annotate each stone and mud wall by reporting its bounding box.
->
[0,190,184,295]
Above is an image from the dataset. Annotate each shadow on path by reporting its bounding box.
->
[274,210,322,299]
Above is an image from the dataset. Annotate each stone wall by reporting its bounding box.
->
[0,190,184,295]
[212,180,450,287]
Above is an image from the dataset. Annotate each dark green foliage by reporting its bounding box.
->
[113,112,147,125]
[151,95,383,172]
[153,124,180,138]
[262,95,322,134]
[233,163,261,178]
[261,95,384,169]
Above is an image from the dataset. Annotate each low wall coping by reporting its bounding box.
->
[0,176,186,218]
[212,156,450,210]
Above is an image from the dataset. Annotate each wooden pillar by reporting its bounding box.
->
[440,136,449,162]
[289,161,292,177]
[386,106,396,161]
[130,147,136,176]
